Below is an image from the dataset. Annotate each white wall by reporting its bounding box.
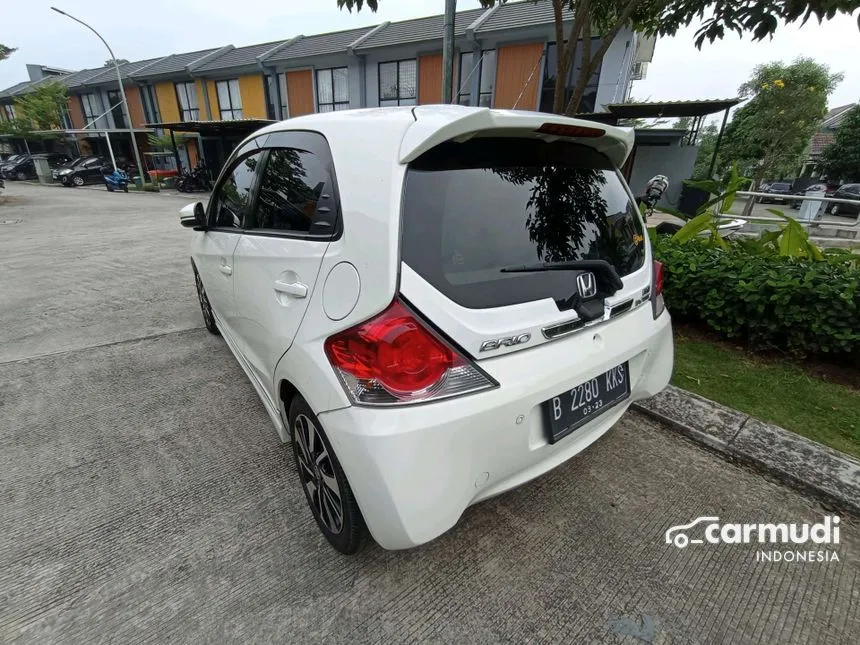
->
[628,143,700,208]
[595,28,635,112]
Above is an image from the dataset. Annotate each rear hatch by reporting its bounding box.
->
[398,127,652,363]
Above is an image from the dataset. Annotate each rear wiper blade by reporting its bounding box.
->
[500,259,623,291]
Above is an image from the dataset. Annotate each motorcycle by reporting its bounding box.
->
[103,166,129,193]
[638,174,669,218]
[176,163,211,193]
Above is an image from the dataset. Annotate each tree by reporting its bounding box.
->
[337,1,860,115]
[721,58,841,188]
[13,80,69,130]
[819,105,860,182]
[690,123,719,179]
[105,58,130,67]
[0,44,16,62]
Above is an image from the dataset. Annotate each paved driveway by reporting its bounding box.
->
[1,183,858,644]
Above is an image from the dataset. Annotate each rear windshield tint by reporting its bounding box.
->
[401,137,645,310]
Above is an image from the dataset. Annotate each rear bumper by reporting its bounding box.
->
[319,307,673,549]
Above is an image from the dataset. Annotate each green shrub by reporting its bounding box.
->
[653,236,860,357]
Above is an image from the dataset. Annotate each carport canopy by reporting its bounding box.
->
[144,119,275,136]
[579,98,742,179]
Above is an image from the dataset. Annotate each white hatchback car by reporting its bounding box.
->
[180,106,673,554]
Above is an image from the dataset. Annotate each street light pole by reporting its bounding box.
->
[441,0,457,104]
[51,7,146,185]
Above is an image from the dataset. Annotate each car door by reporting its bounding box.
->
[230,131,340,396]
[81,158,104,183]
[194,143,266,339]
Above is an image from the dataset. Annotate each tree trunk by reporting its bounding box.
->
[552,0,590,115]
[564,0,642,116]
[741,165,767,218]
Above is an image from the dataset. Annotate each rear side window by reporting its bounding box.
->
[249,148,337,237]
[401,137,645,310]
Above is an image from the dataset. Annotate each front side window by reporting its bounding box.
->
[278,74,289,119]
[540,39,602,114]
[210,151,263,228]
[106,90,126,129]
[402,138,645,310]
[175,81,200,121]
[80,93,103,126]
[379,60,417,107]
[216,79,243,121]
[141,85,161,124]
[457,50,496,107]
[250,148,335,236]
[316,67,349,112]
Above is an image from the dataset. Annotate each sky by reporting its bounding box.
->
[2,0,858,111]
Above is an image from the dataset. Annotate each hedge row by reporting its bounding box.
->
[652,236,860,357]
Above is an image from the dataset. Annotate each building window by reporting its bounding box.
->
[278,74,289,119]
[540,39,602,115]
[60,104,73,129]
[379,60,417,106]
[216,79,243,121]
[80,93,103,127]
[140,85,160,124]
[106,89,126,129]
[316,67,349,112]
[2,104,15,120]
[457,50,496,107]
[175,81,200,121]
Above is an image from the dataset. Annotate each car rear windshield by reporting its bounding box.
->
[401,137,645,310]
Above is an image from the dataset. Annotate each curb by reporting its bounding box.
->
[632,385,860,515]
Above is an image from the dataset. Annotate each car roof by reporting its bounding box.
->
[253,105,635,168]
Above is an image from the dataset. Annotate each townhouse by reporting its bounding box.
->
[0,0,654,170]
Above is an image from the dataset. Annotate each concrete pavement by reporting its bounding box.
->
[1,182,858,644]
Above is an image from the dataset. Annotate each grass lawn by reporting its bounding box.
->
[671,333,860,459]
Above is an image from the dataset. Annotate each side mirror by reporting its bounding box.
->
[179,202,206,229]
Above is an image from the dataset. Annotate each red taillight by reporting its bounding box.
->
[653,260,664,296]
[651,260,665,319]
[325,300,492,404]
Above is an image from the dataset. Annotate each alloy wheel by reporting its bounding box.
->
[293,413,344,535]
[72,175,84,186]
[16,171,26,181]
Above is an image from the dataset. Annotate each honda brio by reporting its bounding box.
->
[180,106,673,554]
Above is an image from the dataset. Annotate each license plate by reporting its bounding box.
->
[543,362,630,443]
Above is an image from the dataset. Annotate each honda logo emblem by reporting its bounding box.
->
[576,272,597,298]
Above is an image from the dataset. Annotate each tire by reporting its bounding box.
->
[289,395,368,555]
[193,266,220,335]
[829,204,840,216]
[122,185,128,193]
[655,222,682,236]
[72,175,84,187]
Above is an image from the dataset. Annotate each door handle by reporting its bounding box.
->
[219,264,233,276]
[273,280,308,298]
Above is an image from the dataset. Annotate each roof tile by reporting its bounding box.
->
[354,8,486,50]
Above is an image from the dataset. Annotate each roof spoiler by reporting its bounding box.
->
[399,106,635,168]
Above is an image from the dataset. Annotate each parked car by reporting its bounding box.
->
[57,156,126,186]
[179,107,674,554]
[0,153,70,180]
[827,183,860,216]
[0,154,27,175]
[758,182,793,203]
